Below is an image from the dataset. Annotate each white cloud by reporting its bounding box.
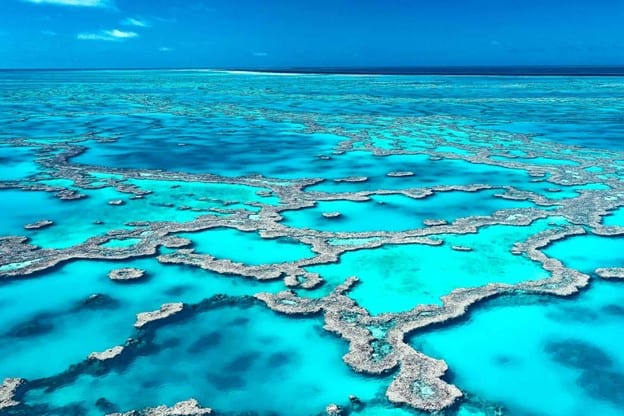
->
[107,29,137,39]
[121,17,149,28]
[23,0,111,7]
[159,47,173,52]
[77,29,138,41]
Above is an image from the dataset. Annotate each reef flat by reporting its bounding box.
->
[1,70,624,415]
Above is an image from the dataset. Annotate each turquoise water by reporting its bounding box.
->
[412,280,624,416]
[0,257,284,381]
[0,189,62,237]
[543,183,611,200]
[604,207,624,226]
[544,234,624,274]
[76,123,349,179]
[1,178,275,249]
[101,238,141,249]
[24,303,390,416]
[490,155,579,166]
[307,155,537,193]
[2,70,624,415]
[307,220,554,313]
[128,178,280,207]
[0,145,40,180]
[281,190,535,232]
[180,227,315,265]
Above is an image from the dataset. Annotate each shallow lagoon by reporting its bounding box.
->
[281,190,535,233]
[604,207,624,226]
[24,303,391,416]
[76,125,349,179]
[1,177,277,249]
[307,220,553,313]
[413,280,624,416]
[0,257,284,381]
[0,146,40,181]
[544,234,624,274]
[306,154,536,193]
[179,227,315,265]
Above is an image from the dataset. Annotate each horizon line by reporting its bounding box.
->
[2,64,624,76]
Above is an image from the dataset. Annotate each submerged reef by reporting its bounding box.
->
[107,399,212,416]
[88,346,124,362]
[108,267,146,282]
[595,268,624,280]
[2,71,624,415]
[0,379,24,410]
[134,302,185,328]
[23,220,53,230]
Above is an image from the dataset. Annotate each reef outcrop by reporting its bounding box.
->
[0,378,25,410]
[108,268,146,282]
[107,399,212,416]
[387,171,414,177]
[325,403,343,415]
[23,220,54,230]
[595,267,624,279]
[89,346,124,361]
[135,303,185,328]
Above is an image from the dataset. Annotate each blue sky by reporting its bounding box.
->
[0,0,623,68]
